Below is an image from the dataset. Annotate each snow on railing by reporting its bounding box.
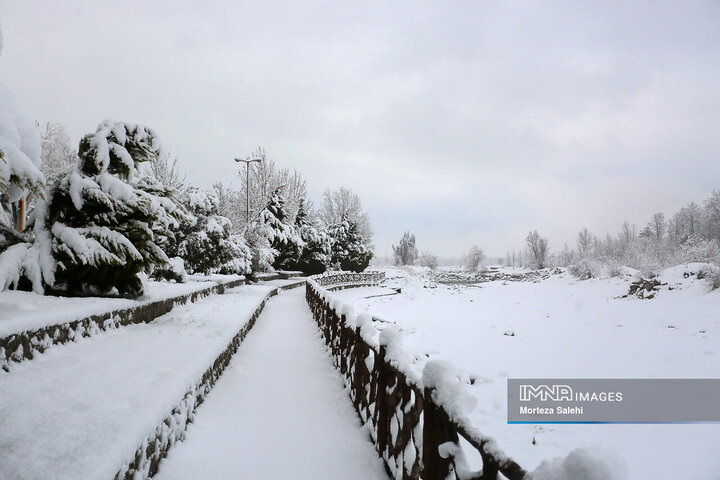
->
[306,273,527,480]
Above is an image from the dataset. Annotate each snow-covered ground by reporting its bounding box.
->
[256,277,308,288]
[335,266,720,480]
[0,284,274,480]
[155,288,387,480]
[0,278,240,337]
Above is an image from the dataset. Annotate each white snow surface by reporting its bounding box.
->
[0,284,275,480]
[154,288,387,480]
[0,279,222,338]
[344,266,720,480]
[330,286,399,302]
[529,448,628,480]
[255,276,307,288]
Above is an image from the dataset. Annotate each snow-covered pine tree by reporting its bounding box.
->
[260,187,304,271]
[44,121,188,297]
[158,187,251,277]
[244,220,276,273]
[291,199,330,274]
[328,214,372,272]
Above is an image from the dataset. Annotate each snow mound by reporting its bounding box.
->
[618,263,720,299]
[529,448,628,480]
[422,360,477,418]
[660,263,720,289]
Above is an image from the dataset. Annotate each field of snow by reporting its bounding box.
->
[336,266,720,480]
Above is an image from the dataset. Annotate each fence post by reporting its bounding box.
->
[479,445,500,480]
[375,345,390,460]
[422,387,458,479]
[339,323,348,375]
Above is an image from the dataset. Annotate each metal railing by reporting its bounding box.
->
[306,273,527,480]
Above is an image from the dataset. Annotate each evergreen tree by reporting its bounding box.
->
[328,214,372,272]
[291,199,331,275]
[260,187,304,271]
[157,187,251,277]
[44,121,188,297]
[244,220,276,273]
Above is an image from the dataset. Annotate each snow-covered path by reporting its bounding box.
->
[154,288,388,480]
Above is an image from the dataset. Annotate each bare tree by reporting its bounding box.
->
[212,181,244,231]
[419,251,439,270]
[559,243,575,266]
[644,212,666,241]
[619,220,636,243]
[684,202,702,237]
[576,227,594,259]
[526,230,549,269]
[145,149,186,194]
[319,186,373,243]
[703,191,720,241]
[236,147,308,229]
[39,121,76,181]
[462,245,486,272]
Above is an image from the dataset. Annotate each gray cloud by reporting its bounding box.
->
[1,1,719,257]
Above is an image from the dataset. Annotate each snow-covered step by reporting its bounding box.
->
[154,288,388,480]
[0,276,248,369]
[0,283,298,480]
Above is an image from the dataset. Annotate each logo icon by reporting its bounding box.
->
[519,384,573,402]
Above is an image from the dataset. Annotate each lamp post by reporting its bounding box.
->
[235,156,263,223]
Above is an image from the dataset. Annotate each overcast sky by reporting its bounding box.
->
[2,1,719,258]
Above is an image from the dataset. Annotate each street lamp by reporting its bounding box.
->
[234,156,263,223]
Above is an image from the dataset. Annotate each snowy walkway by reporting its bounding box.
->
[154,288,388,480]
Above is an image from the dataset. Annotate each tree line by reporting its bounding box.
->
[390,190,720,278]
[1,118,374,298]
[504,193,720,277]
